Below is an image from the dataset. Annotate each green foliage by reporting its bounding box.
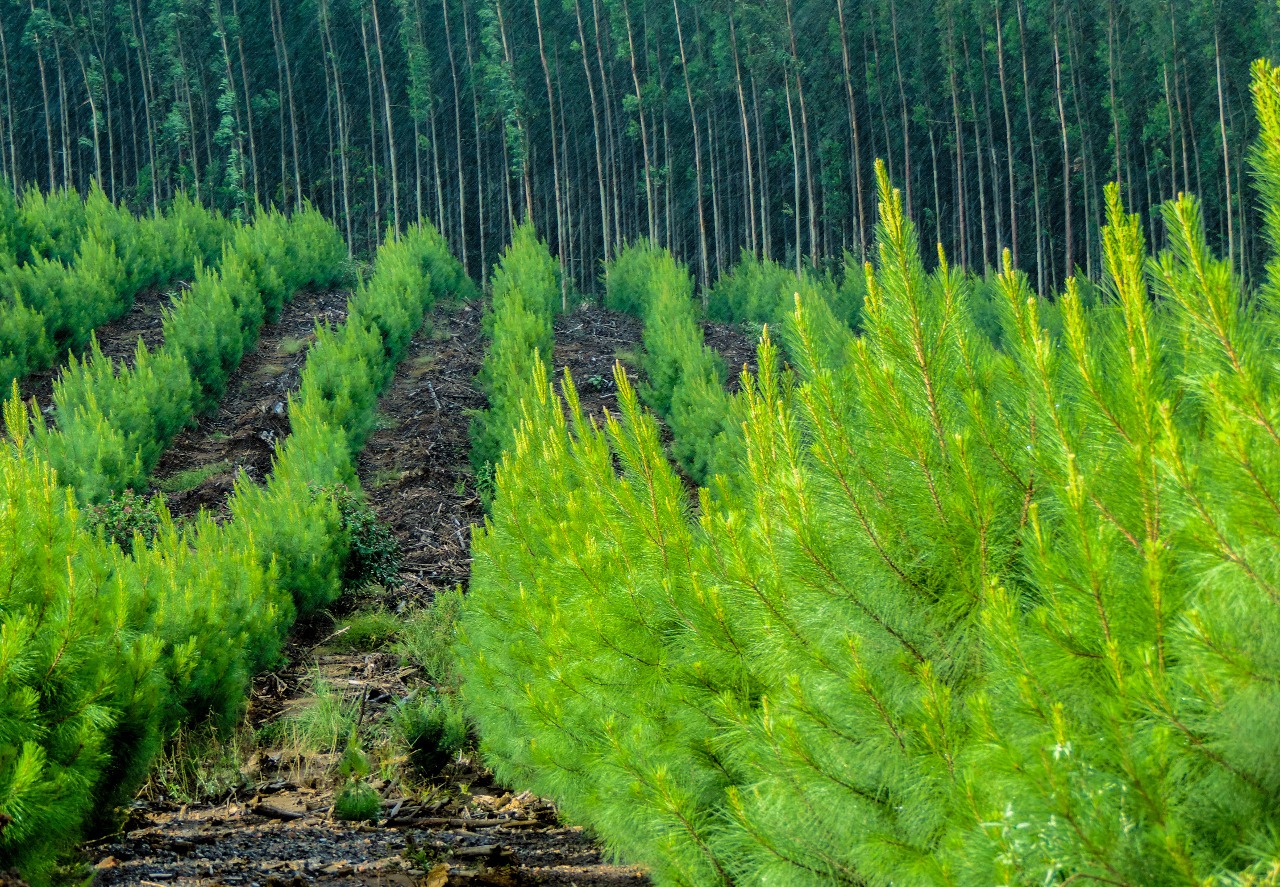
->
[605,242,738,482]
[230,222,462,617]
[470,224,559,475]
[163,262,249,413]
[389,692,468,776]
[399,588,464,689]
[271,675,361,756]
[458,63,1280,887]
[330,607,402,652]
[27,201,346,504]
[333,779,382,822]
[0,184,235,391]
[315,483,402,590]
[83,488,167,554]
[0,200,474,885]
[0,415,164,885]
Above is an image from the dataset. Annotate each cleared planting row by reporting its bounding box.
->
[0,213,470,881]
[454,61,1280,887]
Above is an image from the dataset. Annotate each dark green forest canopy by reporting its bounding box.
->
[0,0,1275,291]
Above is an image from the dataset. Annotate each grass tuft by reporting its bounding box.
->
[155,460,232,494]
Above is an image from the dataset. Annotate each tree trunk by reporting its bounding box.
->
[360,10,380,239]
[621,0,655,241]
[728,11,757,257]
[835,0,865,260]
[1016,0,1044,292]
[231,0,259,205]
[1053,22,1072,279]
[0,15,17,186]
[369,0,400,232]
[442,0,469,268]
[1215,24,1233,268]
[462,0,486,278]
[573,0,608,265]
[888,0,912,213]
[672,0,708,291]
[319,0,353,252]
[532,0,567,307]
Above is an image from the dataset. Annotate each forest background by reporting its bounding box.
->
[0,0,1276,294]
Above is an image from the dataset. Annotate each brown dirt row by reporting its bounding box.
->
[87,299,650,887]
[354,300,488,602]
[552,305,644,424]
[701,320,759,392]
[150,290,349,518]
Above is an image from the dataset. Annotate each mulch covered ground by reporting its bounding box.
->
[355,299,488,602]
[700,321,760,392]
[552,304,644,424]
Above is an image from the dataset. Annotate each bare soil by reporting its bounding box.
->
[149,290,348,518]
[552,304,644,424]
[355,300,487,602]
[701,321,759,392]
[86,300,650,887]
[89,647,645,887]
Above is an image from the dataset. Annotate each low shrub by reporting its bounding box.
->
[317,483,401,590]
[83,488,168,553]
[389,693,468,776]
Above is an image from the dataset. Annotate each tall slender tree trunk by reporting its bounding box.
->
[835,0,865,260]
[888,0,912,213]
[442,0,468,268]
[998,0,1018,259]
[1052,19,1072,280]
[621,0,655,241]
[752,73,769,260]
[592,0,621,252]
[463,0,486,278]
[785,0,818,268]
[229,0,258,204]
[1016,0,1044,292]
[1215,25,1233,268]
[532,0,567,307]
[29,0,57,189]
[213,0,248,214]
[319,0,353,252]
[0,15,17,187]
[728,12,757,256]
[360,11,381,239]
[573,0,608,265]
[128,0,158,209]
[784,70,802,274]
[369,0,400,232]
[672,0,708,291]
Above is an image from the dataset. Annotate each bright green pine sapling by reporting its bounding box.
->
[470,224,559,473]
[0,400,165,884]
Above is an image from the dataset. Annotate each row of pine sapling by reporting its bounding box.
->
[0,184,235,387]
[0,210,471,880]
[469,223,563,488]
[455,59,1280,887]
[24,205,347,503]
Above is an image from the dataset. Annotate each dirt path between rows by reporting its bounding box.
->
[149,290,349,518]
[355,300,488,601]
[87,300,649,887]
[701,321,759,392]
[19,284,174,415]
[553,305,644,423]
